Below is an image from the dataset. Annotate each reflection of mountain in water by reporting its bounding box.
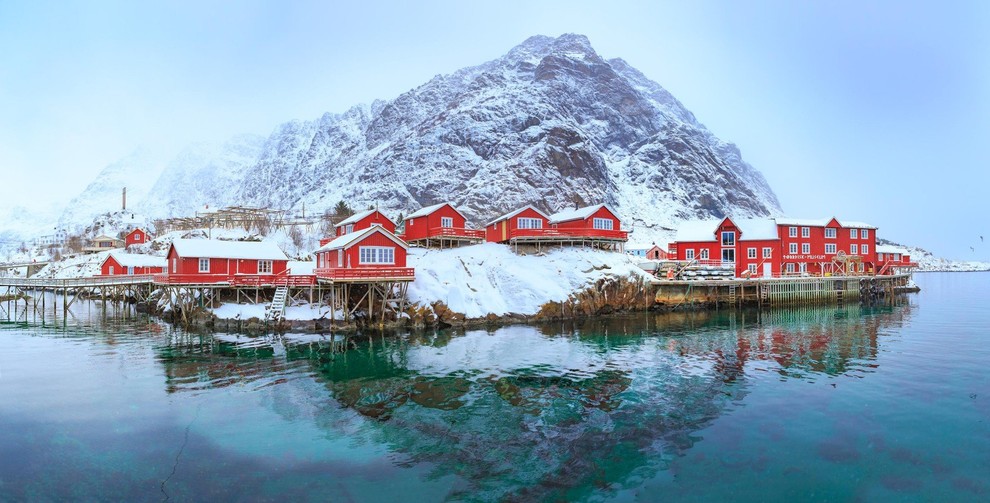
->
[154,303,913,501]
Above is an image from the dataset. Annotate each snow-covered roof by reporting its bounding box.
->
[316,226,409,252]
[335,209,394,227]
[405,202,465,220]
[486,205,548,226]
[92,234,123,242]
[103,252,166,268]
[876,245,908,254]
[547,204,618,224]
[170,239,288,260]
[674,218,778,242]
[774,218,829,227]
[774,217,876,229]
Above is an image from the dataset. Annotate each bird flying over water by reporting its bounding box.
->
[971,246,975,252]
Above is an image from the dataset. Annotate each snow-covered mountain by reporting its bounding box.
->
[232,34,781,243]
[56,148,168,232]
[878,238,990,272]
[140,134,265,217]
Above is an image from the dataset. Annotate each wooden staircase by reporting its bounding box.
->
[266,286,289,323]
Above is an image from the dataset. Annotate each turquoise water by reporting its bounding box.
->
[0,273,988,501]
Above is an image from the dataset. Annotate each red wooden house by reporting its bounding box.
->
[485,205,551,244]
[876,245,918,275]
[158,239,295,285]
[125,228,151,248]
[314,226,413,282]
[547,204,628,249]
[645,245,668,260]
[775,218,877,276]
[334,209,396,237]
[100,251,166,276]
[402,202,483,248]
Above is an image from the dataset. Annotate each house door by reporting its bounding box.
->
[763,263,772,278]
[501,223,507,241]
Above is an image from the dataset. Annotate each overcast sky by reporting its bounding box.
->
[1,0,987,259]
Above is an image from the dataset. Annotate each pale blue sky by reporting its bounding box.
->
[1,1,987,258]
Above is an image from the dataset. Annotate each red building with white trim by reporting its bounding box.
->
[100,251,166,276]
[402,202,483,247]
[669,217,879,278]
[314,226,413,282]
[158,239,296,285]
[125,228,151,248]
[876,245,918,275]
[485,205,550,244]
[546,204,628,249]
[334,209,396,237]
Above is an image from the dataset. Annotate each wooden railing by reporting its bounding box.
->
[151,273,315,286]
[427,227,485,239]
[314,267,415,281]
[0,275,155,288]
[508,227,629,240]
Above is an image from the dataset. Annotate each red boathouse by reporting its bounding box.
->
[402,202,483,248]
[157,239,300,286]
[546,204,628,250]
[314,226,414,282]
[484,205,551,244]
[100,251,166,276]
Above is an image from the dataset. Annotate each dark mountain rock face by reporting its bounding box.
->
[138,34,780,244]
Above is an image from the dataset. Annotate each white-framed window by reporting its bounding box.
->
[441,217,454,228]
[171,258,176,273]
[801,227,810,238]
[894,253,901,261]
[861,229,869,239]
[337,250,343,267]
[763,247,772,258]
[861,245,869,255]
[359,246,395,264]
[825,228,836,239]
[517,217,543,229]
[721,248,735,263]
[748,247,757,259]
[198,258,209,273]
[319,253,325,269]
[850,228,858,239]
[800,263,808,273]
[789,243,798,254]
[700,249,709,260]
[686,249,695,260]
[109,265,115,275]
[127,266,134,275]
[825,243,837,254]
[851,244,859,254]
[721,231,735,246]
[802,243,810,254]
[789,226,797,237]
[258,260,272,274]
[748,264,757,274]
[593,218,613,230]
[345,224,354,234]
[786,263,795,273]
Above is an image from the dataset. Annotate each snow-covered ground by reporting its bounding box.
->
[407,243,652,318]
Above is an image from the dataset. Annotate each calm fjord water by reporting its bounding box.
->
[1,272,988,502]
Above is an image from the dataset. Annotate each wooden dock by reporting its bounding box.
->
[654,274,913,309]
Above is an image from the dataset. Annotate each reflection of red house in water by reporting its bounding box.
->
[402,203,483,248]
[334,209,396,237]
[157,239,302,286]
[100,251,166,275]
[125,228,151,248]
[314,226,414,282]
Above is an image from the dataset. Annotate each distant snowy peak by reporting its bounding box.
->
[139,134,266,217]
[57,148,169,231]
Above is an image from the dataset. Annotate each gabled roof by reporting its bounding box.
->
[126,227,149,235]
[102,252,166,268]
[486,205,549,227]
[316,226,409,252]
[405,202,466,221]
[335,209,394,227]
[169,239,288,260]
[674,218,778,242]
[92,234,123,242]
[548,204,619,224]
